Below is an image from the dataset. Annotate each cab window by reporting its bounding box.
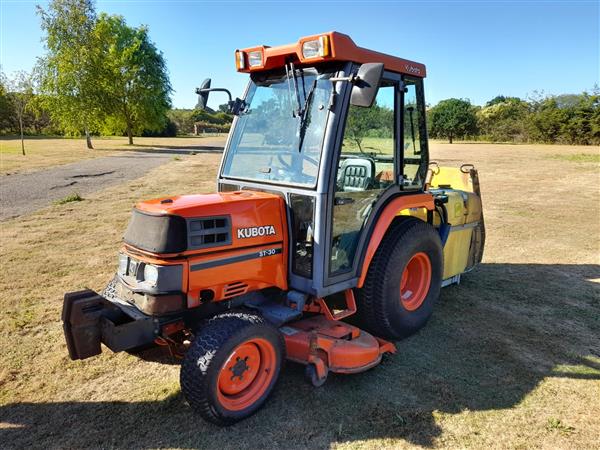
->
[402,77,428,189]
[330,81,397,274]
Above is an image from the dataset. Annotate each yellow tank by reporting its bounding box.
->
[399,165,485,283]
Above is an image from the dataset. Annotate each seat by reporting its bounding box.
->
[338,158,375,192]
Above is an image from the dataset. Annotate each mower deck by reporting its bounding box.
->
[282,315,396,383]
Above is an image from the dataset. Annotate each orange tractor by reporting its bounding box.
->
[63,32,485,425]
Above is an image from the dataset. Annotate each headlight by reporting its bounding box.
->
[143,264,159,286]
[302,35,330,59]
[117,257,182,292]
[118,253,128,275]
[248,50,263,67]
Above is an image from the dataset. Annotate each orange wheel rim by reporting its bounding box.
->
[400,252,432,311]
[216,338,276,411]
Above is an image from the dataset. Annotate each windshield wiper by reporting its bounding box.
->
[298,78,317,151]
[285,62,319,151]
[285,62,303,118]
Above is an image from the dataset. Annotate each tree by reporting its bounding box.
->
[485,95,522,107]
[37,0,105,149]
[0,72,16,133]
[6,71,34,155]
[344,103,388,152]
[428,98,478,143]
[167,109,194,134]
[95,14,172,145]
[527,97,568,143]
[477,97,529,142]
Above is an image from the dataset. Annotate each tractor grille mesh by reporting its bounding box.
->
[187,216,231,249]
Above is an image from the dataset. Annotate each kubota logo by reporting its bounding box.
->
[405,64,421,75]
[237,225,276,239]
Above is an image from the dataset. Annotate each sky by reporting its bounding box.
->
[1,0,598,110]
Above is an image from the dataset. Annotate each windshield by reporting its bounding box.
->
[221,67,335,187]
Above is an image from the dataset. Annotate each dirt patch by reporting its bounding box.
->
[0,135,227,175]
[0,144,225,220]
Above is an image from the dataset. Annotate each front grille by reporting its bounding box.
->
[187,216,231,249]
[124,209,233,254]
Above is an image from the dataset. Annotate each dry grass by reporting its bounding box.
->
[0,135,226,175]
[0,142,599,449]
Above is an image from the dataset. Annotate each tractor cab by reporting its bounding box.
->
[208,32,432,298]
[62,32,485,426]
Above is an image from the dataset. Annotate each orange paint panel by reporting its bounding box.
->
[123,189,289,303]
[236,31,426,77]
[357,193,435,288]
[186,243,287,308]
[132,191,287,258]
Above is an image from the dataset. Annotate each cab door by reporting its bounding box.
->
[327,76,400,279]
[324,73,429,286]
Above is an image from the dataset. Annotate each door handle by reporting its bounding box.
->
[334,197,355,206]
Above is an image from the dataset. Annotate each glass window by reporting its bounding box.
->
[330,82,396,274]
[402,79,427,189]
[222,68,334,187]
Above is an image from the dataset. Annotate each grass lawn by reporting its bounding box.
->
[0,142,598,449]
[0,135,226,175]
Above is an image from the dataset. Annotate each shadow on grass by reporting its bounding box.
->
[126,144,224,154]
[1,263,599,449]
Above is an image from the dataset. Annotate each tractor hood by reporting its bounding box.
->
[123,191,286,255]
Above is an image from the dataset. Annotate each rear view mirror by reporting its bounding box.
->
[196,78,211,110]
[195,82,247,116]
[350,63,384,107]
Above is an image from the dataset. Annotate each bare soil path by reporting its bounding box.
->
[0,146,223,220]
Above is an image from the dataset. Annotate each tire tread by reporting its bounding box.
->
[358,217,442,339]
[180,311,283,426]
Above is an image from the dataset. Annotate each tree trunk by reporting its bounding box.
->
[19,116,25,155]
[355,138,363,153]
[85,128,94,149]
[449,133,453,144]
[126,123,133,145]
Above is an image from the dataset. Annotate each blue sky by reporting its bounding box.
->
[1,0,598,109]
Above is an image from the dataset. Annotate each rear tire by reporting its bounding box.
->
[180,311,284,426]
[357,217,443,340]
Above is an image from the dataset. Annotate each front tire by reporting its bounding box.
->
[357,217,443,340]
[180,312,284,426]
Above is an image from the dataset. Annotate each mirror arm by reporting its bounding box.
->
[195,87,247,115]
[329,74,359,84]
[195,87,233,103]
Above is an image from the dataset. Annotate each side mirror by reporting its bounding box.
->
[350,63,384,107]
[196,78,211,110]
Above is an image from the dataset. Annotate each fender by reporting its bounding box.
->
[357,193,435,288]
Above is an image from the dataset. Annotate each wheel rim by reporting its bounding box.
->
[400,252,432,311]
[216,338,276,411]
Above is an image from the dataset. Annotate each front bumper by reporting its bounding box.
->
[62,289,158,360]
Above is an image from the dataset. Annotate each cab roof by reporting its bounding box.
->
[235,31,426,78]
